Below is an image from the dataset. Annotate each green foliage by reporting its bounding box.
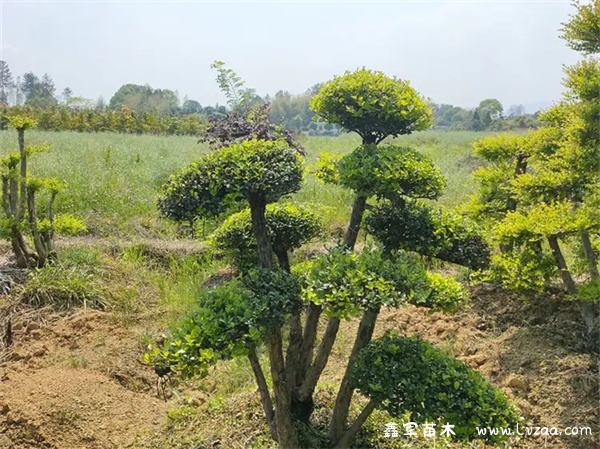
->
[485,248,557,294]
[422,272,470,311]
[310,68,432,144]
[492,201,599,245]
[472,132,532,163]
[52,213,88,236]
[337,144,446,200]
[352,333,520,445]
[575,278,600,303]
[5,113,37,130]
[310,152,342,185]
[146,269,301,377]
[1,105,207,136]
[211,61,261,110]
[210,202,322,271]
[366,201,491,270]
[295,247,465,318]
[159,139,304,223]
[560,0,600,55]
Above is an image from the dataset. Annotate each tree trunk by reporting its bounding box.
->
[580,232,599,280]
[547,234,577,294]
[329,307,380,444]
[297,303,321,385]
[501,154,527,253]
[27,189,47,268]
[579,232,599,336]
[285,312,302,395]
[10,227,28,268]
[248,193,298,447]
[334,400,377,449]
[247,345,277,441]
[249,193,273,270]
[267,330,299,448]
[17,128,26,221]
[343,195,367,249]
[297,317,340,402]
[274,248,290,273]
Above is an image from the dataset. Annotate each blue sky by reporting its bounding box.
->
[0,1,580,111]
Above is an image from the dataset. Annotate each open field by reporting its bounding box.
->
[0,130,489,238]
[0,130,597,449]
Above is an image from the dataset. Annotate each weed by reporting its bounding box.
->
[68,356,89,369]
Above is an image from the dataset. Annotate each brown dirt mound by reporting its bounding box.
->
[0,368,166,449]
[0,309,169,449]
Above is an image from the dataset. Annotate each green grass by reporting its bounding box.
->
[0,129,490,239]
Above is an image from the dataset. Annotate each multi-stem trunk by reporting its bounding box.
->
[295,162,371,425]
[248,193,299,448]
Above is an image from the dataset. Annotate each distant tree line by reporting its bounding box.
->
[0,105,207,136]
[0,59,541,136]
[431,99,541,131]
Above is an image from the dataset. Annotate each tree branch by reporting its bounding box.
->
[334,399,377,449]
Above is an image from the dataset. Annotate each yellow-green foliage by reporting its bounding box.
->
[2,105,207,136]
[311,68,432,144]
[493,201,599,245]
[309,152,342,185]
[51,213,88,236]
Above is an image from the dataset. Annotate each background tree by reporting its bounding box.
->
[61,87,73,104]
[0,61,14,105]
[109,84,179,116]
[21,72,58,109]
[507,104,526,118]
[181,98,202,115]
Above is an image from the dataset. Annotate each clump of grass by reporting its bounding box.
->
[18,248,110,310]
[67,356,89,369]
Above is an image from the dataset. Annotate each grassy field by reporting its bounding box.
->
[0,129,489,238]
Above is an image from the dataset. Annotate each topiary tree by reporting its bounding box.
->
[0,114,71,268]
[153,70,518,449]
[157,137,304,446]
